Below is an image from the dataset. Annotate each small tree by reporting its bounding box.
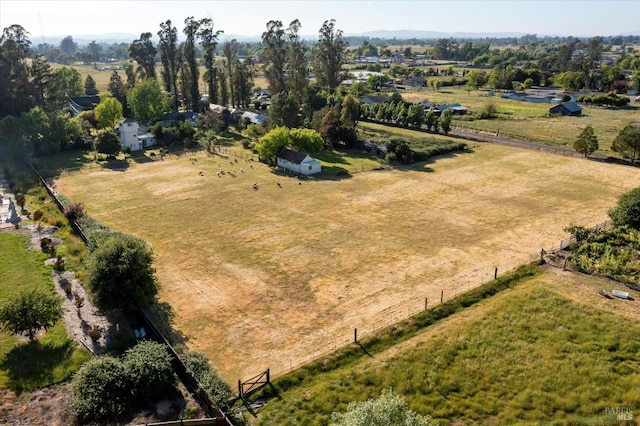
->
[95,96,124,129]
[0,288,61,340]
[124,340,176,402]
[609,187,640,229]
[85,75,99,96]
[573,125,599,157]
[86,233,158,312]
[612,125,640,165]
[95,128,121,157]
[439,109,453,135]
[71,357,130,423]
[331,388,435,426]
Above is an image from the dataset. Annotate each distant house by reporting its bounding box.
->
[157,111,199,127]
[67,95,101,116]
[437,103,468,115]
[241,111,268,125]
[117,118,156,152]
[359,94,392,105]
[276,148,321,176]
[402,76,426,87]
[549,101,582,116]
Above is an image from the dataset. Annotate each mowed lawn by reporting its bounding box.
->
[54,144,640,381]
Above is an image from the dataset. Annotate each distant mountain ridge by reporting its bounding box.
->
[35,29,639,45]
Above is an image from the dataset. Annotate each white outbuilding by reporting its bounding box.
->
[277,148,321,176]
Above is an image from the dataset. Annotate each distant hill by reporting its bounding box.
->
[36,29,639,46]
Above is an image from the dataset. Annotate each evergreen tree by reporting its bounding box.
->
[573,125,599,157]
[158,20,180,110]
[129,32,157,80]
[199,18,223,105]
[313,20,347,93]
[84,75,98,96]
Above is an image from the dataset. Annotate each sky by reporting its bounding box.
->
[2,0,640,42]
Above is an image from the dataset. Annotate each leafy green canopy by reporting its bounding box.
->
[85,233,158,312]
[0,288,61,340]
[609,187,640,229]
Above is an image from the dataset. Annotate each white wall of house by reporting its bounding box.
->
[119,120,142,151]
[277,155,321,175]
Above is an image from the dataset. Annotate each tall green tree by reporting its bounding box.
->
[84,75,98,96]
[88,40,102,64]
[286,19,308,103]
[30,54,54,112]
[232,56,254,108]
[198,18,223,105]
[0,287,61,340]
[158,20,180,110]
[268,91,299,128]
[612,125,640,165]
[95,97,123,129]
[107,70,127,112]
[182,17,201,111]
[261,20,288,96]
[51,67,84,108]
[127,78,170,124]
[59,35,77,55]
[222,39,238,107]
[573,125,599,157]
[0,24,34,117]
[313,19,347,93]
[86,233,158,312]
[129,32,157,80]
[439,108,453,135]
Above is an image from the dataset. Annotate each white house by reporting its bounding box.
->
[117,118,156,152]
[277,148,321,176]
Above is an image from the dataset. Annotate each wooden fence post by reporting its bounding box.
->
[425,297,428,310]
[238,379,242,398]
[440,291,443,303]
[494,267,498,279]
[354,328,357,343]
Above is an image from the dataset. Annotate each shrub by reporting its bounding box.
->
[609,187,640,229]
[71,357,130,423]
[32,210,43,221]
[124,340,176,402]
[63,202,85,221]
[182,351,233,403]
[88,325,102,341]
[40,237,53,252]
[476,102,498,119]
[53,255,65,271]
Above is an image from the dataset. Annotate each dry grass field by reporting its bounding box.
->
[53,144,640,382]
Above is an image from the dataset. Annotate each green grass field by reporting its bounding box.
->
[254,269,640,425]
[403,88,640,156]
[53,137,640,382]
[0,233,91,391]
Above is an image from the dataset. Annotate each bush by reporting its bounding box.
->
[32,210,43,221]
[476,102,497,119]
[71,357,130,423]
[123,340,176,402]
[181,351,233,403]
[609,187,640,229]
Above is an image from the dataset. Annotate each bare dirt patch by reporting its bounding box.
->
[53,145,640,382]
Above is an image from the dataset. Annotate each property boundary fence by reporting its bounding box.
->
[261,219,615,379]
[25,158,233,425]
[559,220,612,250]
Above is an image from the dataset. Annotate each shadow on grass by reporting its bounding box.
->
[0,339,75,392]
[128,152,155,164]
[356,342,374,358]
[393,147,475,173]
[101,158,130,171]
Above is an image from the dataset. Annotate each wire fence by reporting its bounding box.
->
[266,251,545,378]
